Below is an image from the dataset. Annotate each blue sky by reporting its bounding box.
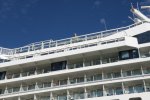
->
[0,0,149,48]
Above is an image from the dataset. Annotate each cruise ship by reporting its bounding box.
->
[0,7,150,100]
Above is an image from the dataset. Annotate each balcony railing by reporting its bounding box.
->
[2,52,149,83]
[4,53,146,81]
[0,21,145,57]
[0,37,126,63]
[0,68,149,97]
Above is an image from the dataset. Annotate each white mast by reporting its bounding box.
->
[131,7,150,22]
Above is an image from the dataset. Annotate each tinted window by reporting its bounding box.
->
[134,31,150,44]
[119,49,139,60]
[0,71,6,80]
[129,97,142,100]
[51,61,67,71]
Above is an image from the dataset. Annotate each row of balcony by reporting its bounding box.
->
[1,79,150,100]
[3,52,150,81]
[0,37,126,63]
[1,20,142,56]
[1,67,150,96]
[5,57,119,80]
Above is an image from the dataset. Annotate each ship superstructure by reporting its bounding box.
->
[0,7,150,100]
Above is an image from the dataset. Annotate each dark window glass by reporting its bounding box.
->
[0,71,6,80]
[134,31,150,44]
[129,97,142,100]
[119,49,139,60]
[51,61,67,71]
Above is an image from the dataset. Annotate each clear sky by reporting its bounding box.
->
[0,0,149,48]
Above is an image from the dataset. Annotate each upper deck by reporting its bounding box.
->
[0,21,149,63]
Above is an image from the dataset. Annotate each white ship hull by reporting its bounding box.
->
[0,8,150,100]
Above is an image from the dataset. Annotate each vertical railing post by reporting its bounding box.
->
[34,94,37,100]
[84,74,87,83]
[102,70,104,80]
[84,88,87,99]
[35,82,38,90]
[121,68,123,77]
[138,47,141,58]
[122,82,125,94]
[51,80,53,87]
[67,90,70,100]
[67,77,70,85]
[18,96,21,100]
[141,65,144,75]
[20,83,23,92]
[50,92,53,100]
[143,80,146,92]
[5,85,8,94]
[103,85,105,96]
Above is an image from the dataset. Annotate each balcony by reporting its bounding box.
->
[0,66,150,97]
[0,35,139,65]
[1,81,148,100]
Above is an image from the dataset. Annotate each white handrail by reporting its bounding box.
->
[0,21,147,56]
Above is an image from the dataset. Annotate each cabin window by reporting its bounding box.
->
[0,71,6,80]
[134,31,150,44]
[119,49,139,60]
[129,97,142,100]
[51,61,67,71]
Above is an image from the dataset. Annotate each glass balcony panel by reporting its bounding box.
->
[70,78,76,84]
[84,61,92,67]
[53,81,59,87]
[60,80,67,86]
[43,69,49,73]
[123,71,132,77]
[115,87,123,95]
[132,69,141,76]
[22,72,28,77]
[128,86,134,94]
[43,82,51,88]
[87,91,96,98]
[7,74,13,79]
[73,93,85,99]
[77,77,84,83]
[75,63,83,68]
[38,83,43,88]
[28,84,35,90]
[134,85,144,93]
[87,76,93,82]
[97,90,103,97]
[13,73,20,78]
[68,64,74,69]
[102,59,109,64]
[93,59,100,65]
[105,73,112,79]
[88,89,103,98]
[36,69,43,74]
[57,95,67,100]
[113,72,121,78]
[7,88,13,93]
[146,84,150,92]
[106,89,114,96]
[110,57,118,63]
[22,86,27,91]
[0,89,4,95]
[28,71,35,76]
[13,87,20,92]
[143,68,150,74]
[94,74,102,81]
[40,96,50,100]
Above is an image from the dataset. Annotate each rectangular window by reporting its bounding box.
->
[51,61,67,71]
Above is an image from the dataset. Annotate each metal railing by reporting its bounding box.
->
[0,21,146,56]
[0,37,125,63]
[0,68,149,96]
